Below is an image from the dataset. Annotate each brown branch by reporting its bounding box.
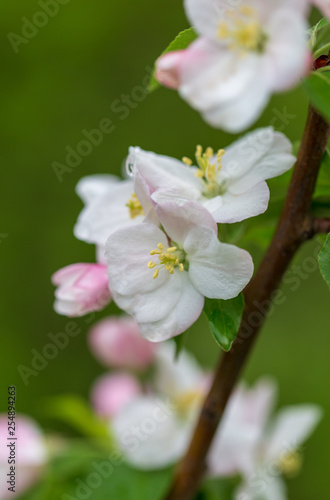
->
[313,217,330,234]
[164,106,330,500]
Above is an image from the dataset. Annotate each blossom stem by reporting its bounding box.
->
[164,106,330,500]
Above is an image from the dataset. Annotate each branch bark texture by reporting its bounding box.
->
[165,106,330,500]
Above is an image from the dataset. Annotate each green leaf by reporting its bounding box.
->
[319,233,330,288]
[44,394,111,442]
[204,295,244,351]
[303,69,330,123]
[148,27,197,92]
[309,17,329,49]
[24,464,173,500]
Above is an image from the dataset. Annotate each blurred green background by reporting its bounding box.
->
[0,1,329,498]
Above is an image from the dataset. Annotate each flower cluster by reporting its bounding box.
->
[156,0,330,132]
[87,317,322,500]
[52,127,295,342]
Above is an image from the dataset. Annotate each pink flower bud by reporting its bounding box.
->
[91,373,141,418]
[88,316,156,370]
[156,51,187,89]
[52,263,111,317]
[0,415,47,498]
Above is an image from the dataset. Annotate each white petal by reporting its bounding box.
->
[129,146,202,193]
[74,180,143,246]
[236,476,287,500]
[134,171,159,226]
[208,379,277,477]
[137,274,204,342]
[202,73,270,133]
[112,396,193,469]
[210,182,270,224]
[155,342,204,396]
[155,201,217,246]
[185,226,254,299]
[106,224,169,297]
[264,405,323,463]
[180,39,262,112]
[184,0,226,40]
[221,128,295,194]
[152,186,201,207]
[75,175,120,204]
[264,9,309,92]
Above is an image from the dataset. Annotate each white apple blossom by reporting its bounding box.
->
[128,128,295,224]
[106,201,253,342]
[112,341,209,469]
[74,174,157,250]
[208,379,323,500]
[156,0,309,132]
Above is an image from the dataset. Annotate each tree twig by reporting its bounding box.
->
[164,106,330,500]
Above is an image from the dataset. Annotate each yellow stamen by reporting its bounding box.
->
[148,242,185,279]
[153,269,159,279]
[217,4,266,53]
[182,157,193,166]
[126,192,145,219]
[150,249,162,255]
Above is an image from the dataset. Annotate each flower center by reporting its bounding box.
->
[277,450,302,477]
[176,389,204,417]
[147,242,186,279]
[126,193,145,219]
[217,5,267,54]
[182,145,226,198]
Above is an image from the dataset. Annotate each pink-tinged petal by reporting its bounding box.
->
[180,38,262,111]
[209,182,270,224]
[91,373,141,418]
[155,201,217,247]
[0,415,46,499]
[156,51,187,89]
[76,175,120,204]
[134,171,160,227]
[185,226,253,299]
[208,379,277,477]
[221,128,295,194]
[264,405,323,463]
[88,316,156,370]
[52,263,111,317]
[313,0,330,17]
[263,9,309,92]
[112,396,194,469]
